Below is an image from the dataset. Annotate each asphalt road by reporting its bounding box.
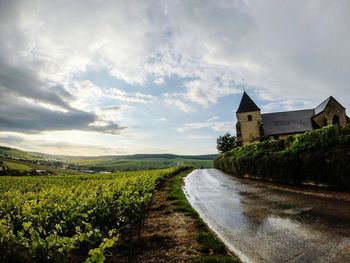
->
[183,169,350,263]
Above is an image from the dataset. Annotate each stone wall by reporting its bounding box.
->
[312,98,347,128]
[236,110,262,146]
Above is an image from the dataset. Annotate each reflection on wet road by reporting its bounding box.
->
[183,169,350,263]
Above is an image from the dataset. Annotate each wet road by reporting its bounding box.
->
[183,169,350,263]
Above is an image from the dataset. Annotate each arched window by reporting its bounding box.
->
[333,115,340,125]
[247,115,252,121]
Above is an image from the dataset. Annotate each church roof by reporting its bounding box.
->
[314,96,345,116]
[314,97,331,115]
[236,92,260,113]
[262,109,314,136]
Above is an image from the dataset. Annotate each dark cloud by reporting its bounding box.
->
[88,122,126,135]
[0,58,74,110]
[0,92,125,134]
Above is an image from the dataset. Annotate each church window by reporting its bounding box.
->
[247,115,252,121]
[332,115,340,125]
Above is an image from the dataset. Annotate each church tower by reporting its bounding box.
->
[236,92,262,146]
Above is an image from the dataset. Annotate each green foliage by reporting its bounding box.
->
[0,167,184,262]
[216,133,237,153]
[196,232,226,254]
[85,231,119,263]
[215,126,350,189]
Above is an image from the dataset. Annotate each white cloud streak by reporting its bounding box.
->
[177,117,233,133]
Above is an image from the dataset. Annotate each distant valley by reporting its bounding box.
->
[0,146,217,175]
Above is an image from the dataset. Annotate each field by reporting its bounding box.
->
[67,154,215,171]
[3,161,32,172]
[0,167,185,262]
[0,146,216,172]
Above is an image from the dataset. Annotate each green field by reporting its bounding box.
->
[0,146,217,173]
[68,155,214,171]
[0,167,186,262]
[3,161,32,171]
[0,146,49,161]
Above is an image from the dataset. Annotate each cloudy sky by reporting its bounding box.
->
[0,0,349,155]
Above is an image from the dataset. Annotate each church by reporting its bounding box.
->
[236,92,350,146]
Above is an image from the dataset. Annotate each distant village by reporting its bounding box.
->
[0,154,110,175]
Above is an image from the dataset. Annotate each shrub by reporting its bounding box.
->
[214,126,350,190]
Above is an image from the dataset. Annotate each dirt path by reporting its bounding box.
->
[109,176,202,263]
[134,178,202,263]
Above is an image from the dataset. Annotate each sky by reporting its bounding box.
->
[0,0,350,156]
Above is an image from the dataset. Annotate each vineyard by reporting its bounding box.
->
[0,167,186,262]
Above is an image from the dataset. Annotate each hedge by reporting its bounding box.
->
[214,125,350,190]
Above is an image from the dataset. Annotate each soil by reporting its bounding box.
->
[108,177,202,263]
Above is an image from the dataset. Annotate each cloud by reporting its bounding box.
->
[0,91,125,134]
[35,141,125,156]
[261,100,314,113]
[87,122,126,135]
[3,0,350,113]
[177,117,233,133]
[184,77,240,107]
[1,0,350,155]
[68,80,156,110]
[0,134,24,145]
[0,134,126,156]
[154,77,165,85]
[163,93,195,113]
[0,55,74,110]
[0,0,255,115]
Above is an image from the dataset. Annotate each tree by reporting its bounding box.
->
[216,133,237,153]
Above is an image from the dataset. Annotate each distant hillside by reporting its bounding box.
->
[0,146,217,172]
[70,153,218,161]
[0,146,49,160]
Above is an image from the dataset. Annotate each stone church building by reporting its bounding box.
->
[236,92,350,146]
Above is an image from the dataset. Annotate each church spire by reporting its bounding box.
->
[236,92,260,113]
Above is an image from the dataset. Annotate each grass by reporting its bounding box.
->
[4,161,32,171]
[168,169,240,263]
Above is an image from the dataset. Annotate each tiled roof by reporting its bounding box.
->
[236,92,260,113]
[314,96,345,115]
[314,97,331,115]
[261,109,314,136]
